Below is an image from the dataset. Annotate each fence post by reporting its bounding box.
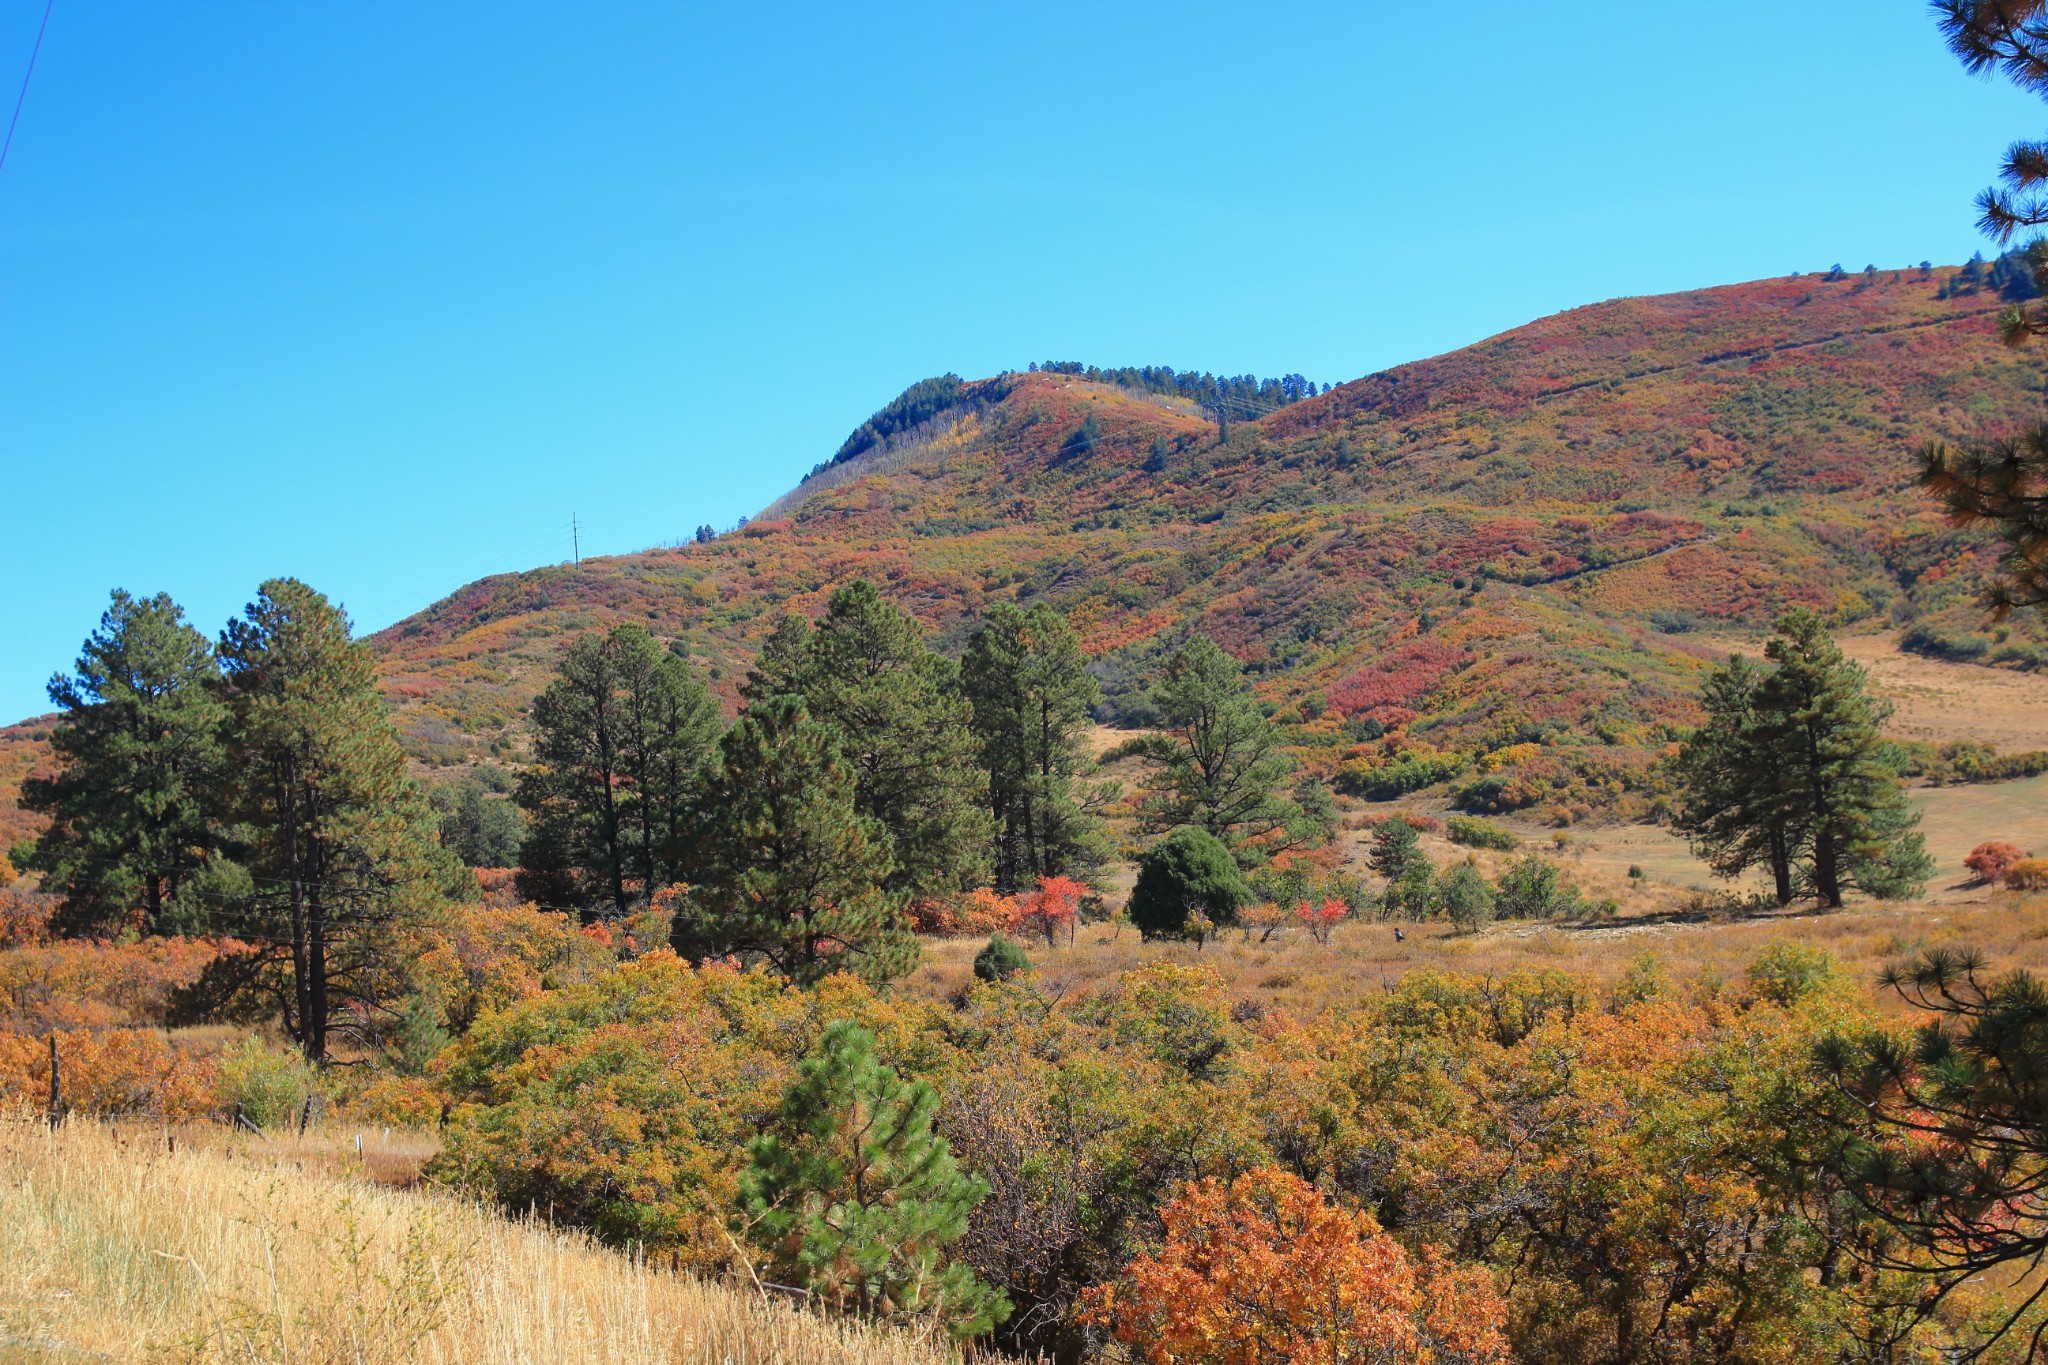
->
[46,1033,59,1132]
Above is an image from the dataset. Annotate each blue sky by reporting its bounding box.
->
[0,1,2039,721]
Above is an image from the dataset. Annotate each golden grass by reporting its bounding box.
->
[913,888,2048,1020]
[0,1119,965,1365]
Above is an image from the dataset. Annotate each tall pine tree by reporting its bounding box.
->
[1673,654,1803,905]
[211,579,455,1062]
[515,624,720,919]
[672,698,913,984]
[22,590,228,935]
[1138,634,1324,864]
[1673,610,1929,908]
[741,582,990,898]
[961,601,1114,889]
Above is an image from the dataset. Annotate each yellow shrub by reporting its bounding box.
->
[2006,858,2048,892]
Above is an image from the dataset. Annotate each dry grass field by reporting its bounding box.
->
[912,885,2048,1021]
[0,1120,965,1365]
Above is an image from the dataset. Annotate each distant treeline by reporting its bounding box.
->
[824,363,1329,476]
[1027,361,1328,418]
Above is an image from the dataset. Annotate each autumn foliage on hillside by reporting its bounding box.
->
[3,267,2043,838]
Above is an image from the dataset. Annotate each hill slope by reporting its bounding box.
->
[6,264,2044,836]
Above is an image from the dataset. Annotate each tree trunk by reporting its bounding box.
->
[1768,826,1792,906]
[1813,828,1843,908]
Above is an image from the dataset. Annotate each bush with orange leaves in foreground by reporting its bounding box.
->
[1084,1166,1509,1365]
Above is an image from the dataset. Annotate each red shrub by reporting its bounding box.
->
[1966,841,2027,885]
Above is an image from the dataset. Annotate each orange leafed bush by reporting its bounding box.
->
[1016,875,1084,947]
[1968,841,2027,885]
[0,889,54,948]
[0,1027,221,1117]
[2006,858,2048,892]
[1083,1166,1509,1365]
[0,935,232,1031]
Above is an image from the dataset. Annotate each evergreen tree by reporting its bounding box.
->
[431,777,527,868]
[1673,654,1801,905]
[1391,857,1437,920]
[1367,818,1422,885]
[1917,10,2048,612]
[515,625,720,919]
[973,933,1030,983]
[961,602,1115,889]
[22,590,228,935]
[738,1020,1009,1339]
[1138,634,1324,864]
[740,582,991,898]
[673,698,913,984]
[1127,826,1250,939]
[210,579,455,1062]
[1753,611,1931,906]
[1672,611,1929,908]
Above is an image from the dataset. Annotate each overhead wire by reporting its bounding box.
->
[0,0,51,177]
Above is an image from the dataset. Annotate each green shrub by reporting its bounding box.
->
[220,1035,323,1129]
[1128,827,1251,940]
[1747,942,1840,1007]
[973,934,1031,984]
[1446,815,1519,852]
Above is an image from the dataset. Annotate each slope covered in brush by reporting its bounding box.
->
[5,264,2042,835]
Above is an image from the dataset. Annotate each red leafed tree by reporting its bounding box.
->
[1084,1167,1509,1365]
[1017,874,1084,947]
[1295,896,1347,945]
[1965,840,2027,885]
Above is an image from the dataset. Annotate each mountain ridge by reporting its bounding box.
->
[5,262,2044,847]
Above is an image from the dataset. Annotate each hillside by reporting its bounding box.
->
[6,264,2045,836]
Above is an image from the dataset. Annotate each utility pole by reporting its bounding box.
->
[572,514,580,566]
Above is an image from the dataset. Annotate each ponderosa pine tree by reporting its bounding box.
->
[210,579,455,1062]
[515,624,720,919]
[1138,634,1324,865]
[738,1020,1008,1339]
[1918,5,2048,613]
[1673,654,1801,905]
[741,582,990,899]
[1673,611,1929,909]
[961,602,1114,890]
[672,698,913,984]
[22,590,228,936]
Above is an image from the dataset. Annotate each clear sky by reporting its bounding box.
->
[0,2,2039,722]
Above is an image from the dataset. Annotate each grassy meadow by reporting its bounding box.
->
[0,1119,967,1365]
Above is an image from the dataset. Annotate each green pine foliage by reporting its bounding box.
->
[210,579,457,1061]
[1138,634,1326,865]
[737,1020,1008,1339]
[961,601,1115,889]
[742,582,991,899]
[1367,818,1423,884]
[22,590,229,936]
[431,774,527,869]
[1127,826,1250,940]
[515,624,722,918]
[972,933,1030,984]
[674,698,914,985]
[1674,610,1930,908]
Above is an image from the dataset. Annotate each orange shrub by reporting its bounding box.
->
[0,889,53,948]
[0,1027,222,1117]
[2006,858,2048,892]
[1083,1167,1509,1365]
[0,936,232,1031]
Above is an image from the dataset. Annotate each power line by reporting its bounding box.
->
[0,0,52,177]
